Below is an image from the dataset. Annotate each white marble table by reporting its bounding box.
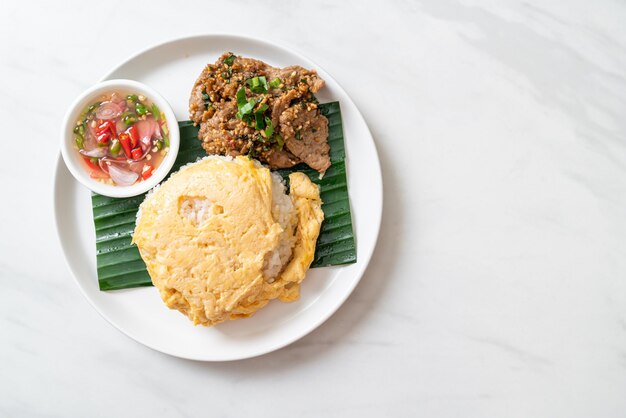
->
[2,0,626,416]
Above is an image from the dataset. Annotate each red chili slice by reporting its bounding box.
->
[141,164,153,180]
[97,120,116,138]
[131,147,143,160]
[127,125,139,148]
[119,132,132,158]
[83,157,100,170]
[96,131,111,144]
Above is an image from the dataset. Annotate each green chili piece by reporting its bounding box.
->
[87,102,101,113]
[135,103,148,116]
[123,113,136,126]
[73,123,85,137]
[109,139,121,156]
[75,135,84,149]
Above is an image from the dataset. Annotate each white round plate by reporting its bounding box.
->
[54,34,382,361]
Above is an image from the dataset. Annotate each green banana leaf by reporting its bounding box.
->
[92,101,355,291]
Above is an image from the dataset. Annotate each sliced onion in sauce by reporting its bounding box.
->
[87,123,98,141]
[128,161,145,174]
[139,136,152,152]
[98,158,110,173]
[96,101,124,120]
[108,164,139,186]
[79,147,107,158]
[115,118,126,135]
[136,119,160,142]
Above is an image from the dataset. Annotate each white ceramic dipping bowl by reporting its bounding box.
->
[60,79,179,198]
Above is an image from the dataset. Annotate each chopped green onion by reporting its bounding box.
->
[135,103,148,116]
[275,134,284,151]
[201,90,212,110]
[109,139,121,157]
[253,103,269,130]
[246,76,268,94]
[240,98,256,116]
[295,130,301,140]
[163,134,169,147]
[155,139,164,150]
[90,157,98,165]
[236,87,247,107]
[269,78,282,88]
[236,87,260,124]
[264,117,274,137]
[256,103,269,114]
[238,112,253,125]
[151,103,161,120]
[75,135,84,149]
[126,94,138,102]
[257,102,269,128]
[224,54,236,66]
[255,112,265,130]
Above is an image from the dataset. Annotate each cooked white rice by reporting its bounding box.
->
[263,172,297,282]
[179,197,213,226]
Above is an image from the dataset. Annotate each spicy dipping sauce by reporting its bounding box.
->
[72,92,169,186]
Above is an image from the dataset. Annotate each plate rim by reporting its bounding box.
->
[54,33,383,361]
